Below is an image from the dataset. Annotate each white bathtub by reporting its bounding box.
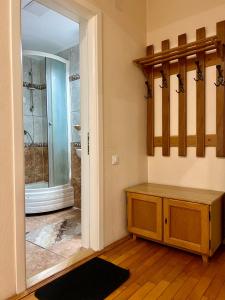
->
[25,182,74,214]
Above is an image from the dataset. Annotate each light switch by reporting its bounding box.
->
[112,154,120,165]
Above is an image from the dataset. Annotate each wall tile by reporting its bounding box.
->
[33,90,43,117]
[71,81,80,112]
[42,91,47,117]
[34,147,44,182]
[24,116,34,144]
[23,87,33,116]
[23,56,31,82]
[31,59,41,84]
[33,116,43,143]
[71,143,81,208]
[42,117,48,144]
[40,59,46,84]
[43,147,49,182]
[71,111,80,142]
[70,46,79,74]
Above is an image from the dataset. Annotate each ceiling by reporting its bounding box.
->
[21,0,79,54]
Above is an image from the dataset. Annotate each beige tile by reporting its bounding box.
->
[48,237,83,258]
[26,207,80,232]
[26,208,82,278]
[26,241,64,278]
[71,143,81,208]
[26,215,81,248]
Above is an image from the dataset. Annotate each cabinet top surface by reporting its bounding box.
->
[125,183,224,205]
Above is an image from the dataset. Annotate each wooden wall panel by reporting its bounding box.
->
[154,134,216,147]
[139,22,225,157]
[178,34,187,156]
[161,40,170,156]
[196,27,206,157]
[146,45,154,156]
[153,52,219,79]
[216,21,225,157]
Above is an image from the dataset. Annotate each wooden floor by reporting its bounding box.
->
[21,238,225,299]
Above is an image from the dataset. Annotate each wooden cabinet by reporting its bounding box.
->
[163,198,209,255]
[127,193,162,241]
[126,183,224,262]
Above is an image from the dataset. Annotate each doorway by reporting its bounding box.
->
[21,0,88,283]
[11,0,103,293]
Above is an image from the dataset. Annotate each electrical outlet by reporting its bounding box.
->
[112,154,120,165]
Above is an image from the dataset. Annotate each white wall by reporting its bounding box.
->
[147,1,225,191]
[84,0,148,246]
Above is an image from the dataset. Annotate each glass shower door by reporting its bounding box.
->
[46,58,69,187]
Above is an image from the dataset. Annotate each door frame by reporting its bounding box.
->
[11,0,103,293]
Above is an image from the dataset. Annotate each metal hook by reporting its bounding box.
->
[214,65,225,87]
[194,61,204,82]
[159,70,168,89]
[144,80,152,99]
[176,74,185,94]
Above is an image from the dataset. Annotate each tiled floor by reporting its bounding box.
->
[26,207,82,279]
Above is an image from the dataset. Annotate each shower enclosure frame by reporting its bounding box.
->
[23,50,73,189]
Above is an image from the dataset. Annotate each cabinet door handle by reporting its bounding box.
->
[165,218,167,224]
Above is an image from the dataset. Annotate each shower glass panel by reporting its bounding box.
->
[46,57,69,187]
[23,55,48,187]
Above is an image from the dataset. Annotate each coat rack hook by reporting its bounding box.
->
[176,74,185,94]
[194,60,204,82]
[214,65,225,87]
[144,80,152,99]
[159,70,168,89]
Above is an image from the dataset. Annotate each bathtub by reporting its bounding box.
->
[25,182,74,214]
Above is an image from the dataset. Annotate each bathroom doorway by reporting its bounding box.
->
[21,0,88,282]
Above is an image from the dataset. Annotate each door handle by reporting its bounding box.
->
[165,218,167,224]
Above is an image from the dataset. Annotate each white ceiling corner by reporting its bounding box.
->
[21,0,79,54]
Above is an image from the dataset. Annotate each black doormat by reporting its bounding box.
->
[35,257,130,300]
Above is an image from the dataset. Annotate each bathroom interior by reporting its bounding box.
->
[22,0,83,279]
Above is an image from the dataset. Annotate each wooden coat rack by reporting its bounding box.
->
[134,20,225,157]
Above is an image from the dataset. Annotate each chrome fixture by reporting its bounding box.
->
[73,124,81,131]
[24,129,34,144]
[69,74,80,81]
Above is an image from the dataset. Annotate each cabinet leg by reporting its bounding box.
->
[132,234,137,240]
[202,255,208,264]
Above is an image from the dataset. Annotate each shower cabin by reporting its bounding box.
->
[23,51,74,214]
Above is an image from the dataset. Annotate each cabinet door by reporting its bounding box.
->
[164,198,209,254]
[127,192,162,241]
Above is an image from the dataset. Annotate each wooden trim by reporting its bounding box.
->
[216,21,225,157]
[8,236,131,300]
[161,40,170,156]
[134,36,218,66]
[146,45,154,156]
[144,44,215,67]
[196,27,206,157]
[153,134,216,148]
[136,36,217,62]
[126,183,224,205]
[163,198,209,255]
[210,196,222,256]
[152,52,218,79]
[178,34,187,156]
